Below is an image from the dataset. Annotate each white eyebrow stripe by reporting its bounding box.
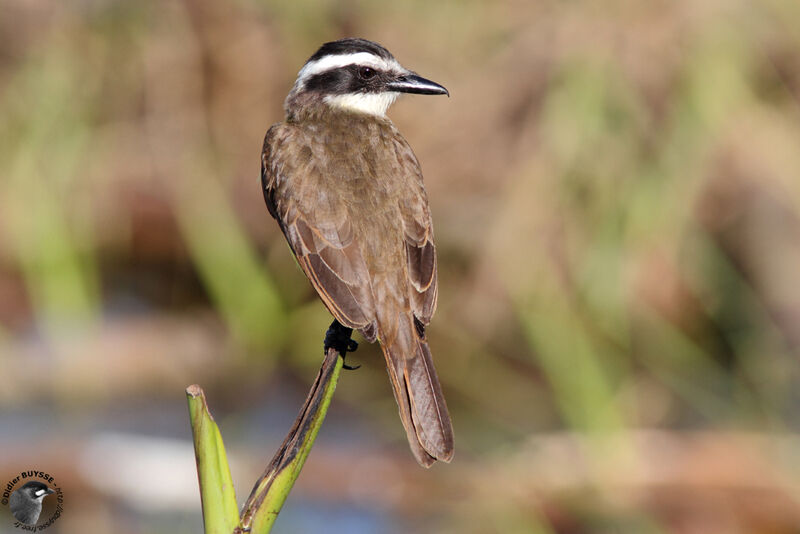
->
[296,53,404,85]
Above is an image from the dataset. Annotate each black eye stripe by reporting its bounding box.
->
[305,65,386,94]
[304,69,350,93]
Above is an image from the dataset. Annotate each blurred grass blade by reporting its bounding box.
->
[521,300,623,435]
[239,348,343,533]
[2,46,100,331]
[174,161,286,353]
[186,385,240,534]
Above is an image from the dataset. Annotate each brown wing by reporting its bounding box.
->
[393,133,438,329]
[262,123,377,341]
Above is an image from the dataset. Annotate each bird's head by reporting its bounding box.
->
[285,38,448,119]
[18,481,55,502]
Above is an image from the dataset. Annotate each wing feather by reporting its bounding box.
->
[263,124,377,340]
[394,135,438,326]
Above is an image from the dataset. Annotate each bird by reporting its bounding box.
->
[9,481,54,525]
[261,38,454,467]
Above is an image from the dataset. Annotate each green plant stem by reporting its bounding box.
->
[186,385,241,534]
[188,347,344,534]
[238,347,343,533]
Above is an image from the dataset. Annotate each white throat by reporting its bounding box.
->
[324,92,399,116]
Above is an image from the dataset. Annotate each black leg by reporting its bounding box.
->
[324,319,360,370]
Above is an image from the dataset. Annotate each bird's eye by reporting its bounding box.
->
[358,67,376,79]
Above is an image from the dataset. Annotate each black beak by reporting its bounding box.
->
[386,73,449,96]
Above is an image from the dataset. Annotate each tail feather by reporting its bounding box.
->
[380,314,454,466]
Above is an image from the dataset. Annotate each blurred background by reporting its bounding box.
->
[2,0,800,532]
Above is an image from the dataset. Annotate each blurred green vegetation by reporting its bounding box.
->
[3,0,800,532]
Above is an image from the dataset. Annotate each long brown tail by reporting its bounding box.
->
[380,313,454,467]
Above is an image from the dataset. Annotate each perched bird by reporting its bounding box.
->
[262,38,453,466]
[9,481,54,525]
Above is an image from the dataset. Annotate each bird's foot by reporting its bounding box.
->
[324,320,360,370]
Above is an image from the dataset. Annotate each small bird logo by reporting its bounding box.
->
[9,481,55,525]
[262,38,454,466]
